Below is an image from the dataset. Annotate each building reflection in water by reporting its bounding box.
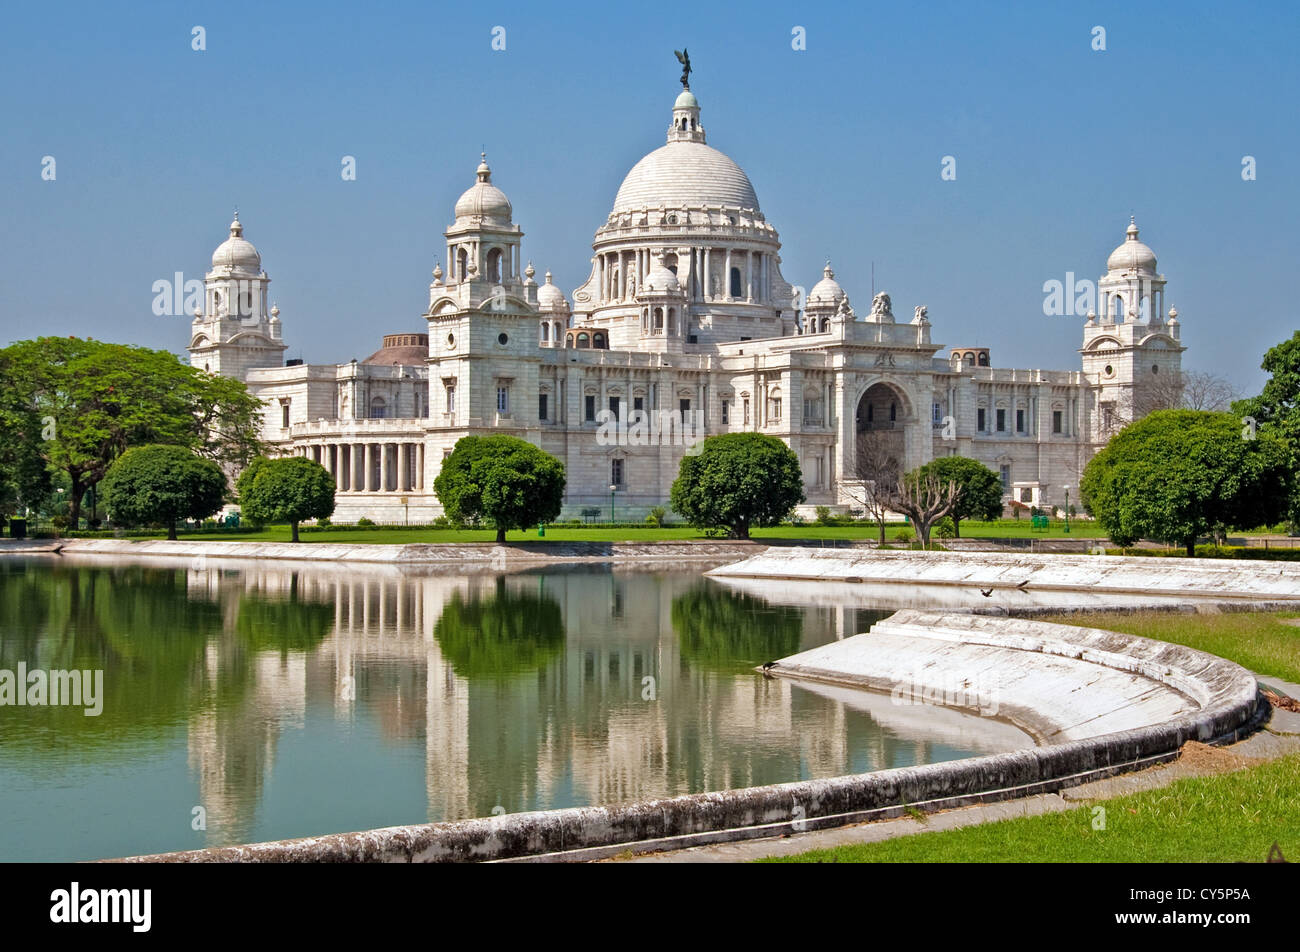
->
[167,560,1025,847]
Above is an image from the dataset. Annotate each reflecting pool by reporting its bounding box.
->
[0,557,1032,861]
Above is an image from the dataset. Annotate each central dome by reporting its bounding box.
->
[613,142,760,214]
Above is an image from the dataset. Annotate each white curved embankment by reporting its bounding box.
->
[706,547,1300,602]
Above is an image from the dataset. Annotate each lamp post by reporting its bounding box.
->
[609,484,618,525]
[1062,485,1071,534]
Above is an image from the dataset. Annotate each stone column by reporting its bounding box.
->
[703,248,711,300]
[724,248,732,300]
[363,443,373,492]
[746,251,753,302]
[379,443,389,493]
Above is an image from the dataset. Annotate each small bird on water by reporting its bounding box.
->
[762,661,779,676]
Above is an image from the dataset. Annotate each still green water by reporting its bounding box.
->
[0,558,1023,861]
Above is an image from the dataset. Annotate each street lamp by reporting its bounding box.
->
[609,484,618,525]
[1062,485,1072,534]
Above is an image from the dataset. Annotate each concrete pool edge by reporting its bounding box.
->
[108,611,1269,864]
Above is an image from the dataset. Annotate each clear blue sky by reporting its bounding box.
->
[2,0,1295,393]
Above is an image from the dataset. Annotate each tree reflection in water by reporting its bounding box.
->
[433,577,565,680]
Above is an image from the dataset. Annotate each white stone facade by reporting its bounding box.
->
[187,84,1185,524]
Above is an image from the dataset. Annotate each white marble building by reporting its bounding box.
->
[188,83,1185,523]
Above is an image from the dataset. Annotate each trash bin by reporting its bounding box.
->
[9,518,26,540]
[538,525,546,537]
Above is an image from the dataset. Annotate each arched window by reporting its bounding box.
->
[820,317,829,333]
[540,323,549,342]
[667,308,676,335]
[977,353,989,367]
[890,402,897,422]
[370,396,387,419]
[554,322,562,341]
[963,353,975,368]
[486,248,502,283]
[457,248,468,281]
[654,307,664,331]
[730,267,742,298]
[577,332,590,348]
[1112,293,1124,322]
[593,332,606,349]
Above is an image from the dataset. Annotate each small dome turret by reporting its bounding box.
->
[453,153,513,225]
[1106,216,1158,274]
[211,212,262,273]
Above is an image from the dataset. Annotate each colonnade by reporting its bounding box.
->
[298,441,426,493]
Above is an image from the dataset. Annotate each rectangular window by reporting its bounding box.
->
[1016,409,1025,433]
[996,408,1006,432]
[1000,465,1011,491]
[743,399,750,425]
[445,384,456,414]
[933,402,942,423]
[539,393,548,421]
[1052,410,1063,434]
[721,400,730,424]
[281,402,290,428]
[633,396,644,413]
[611,458,624,486]
[977,408,986,431]
[497,386,509,414]
[770,398,781,421]
[585,395,596,422]
[680,398,691,416]
[609,396,620,418]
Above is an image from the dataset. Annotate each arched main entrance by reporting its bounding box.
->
[853,383,907,481]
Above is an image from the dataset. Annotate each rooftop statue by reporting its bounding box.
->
[675,48,691,89]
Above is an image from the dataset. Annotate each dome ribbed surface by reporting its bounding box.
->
[613,142,759,213]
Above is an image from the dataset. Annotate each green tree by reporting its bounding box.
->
[0,337,265,529]
[100,445,228,540]
[433,435,565,543]
[910,456,1004,538]
[236,456,336,542]
[670,432,805,539]
[1080,410,1292,556]
[1235,330,1300,526]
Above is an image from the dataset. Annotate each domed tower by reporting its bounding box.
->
[571,85,798,350]
[1080,217,1185,434]
[425,155,539,429]
[188,213,287,378]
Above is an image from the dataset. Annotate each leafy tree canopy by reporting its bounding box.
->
[236,456,335,542]
[669,433,805,539]
[100,444,227,539]
[433,435,565,543]
[1235,330,1300,524]
[0,337,264,528]
[1080,409,1292,555]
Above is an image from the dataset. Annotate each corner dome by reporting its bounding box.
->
[1107,217,1157,274]
[642,256,682,294]
[211,214,262,272]
[454,154,512,225]
[807,263,846,306]
[537,271,569,311]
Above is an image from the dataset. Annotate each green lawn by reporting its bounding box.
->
[1041,610,1300,683]
[140,517,1104,544]
[762,753,1300,863]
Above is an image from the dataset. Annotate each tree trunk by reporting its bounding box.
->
[292,521,301,543]
[167,519,177,541]
[1186,539,1195,557]
[495,526,506,544]
[68,474,84,530]
[952,517,961,539]
[732,521,749,540]
[877,519,886,545]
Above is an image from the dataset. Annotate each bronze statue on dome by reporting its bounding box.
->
[675,49,691,89]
